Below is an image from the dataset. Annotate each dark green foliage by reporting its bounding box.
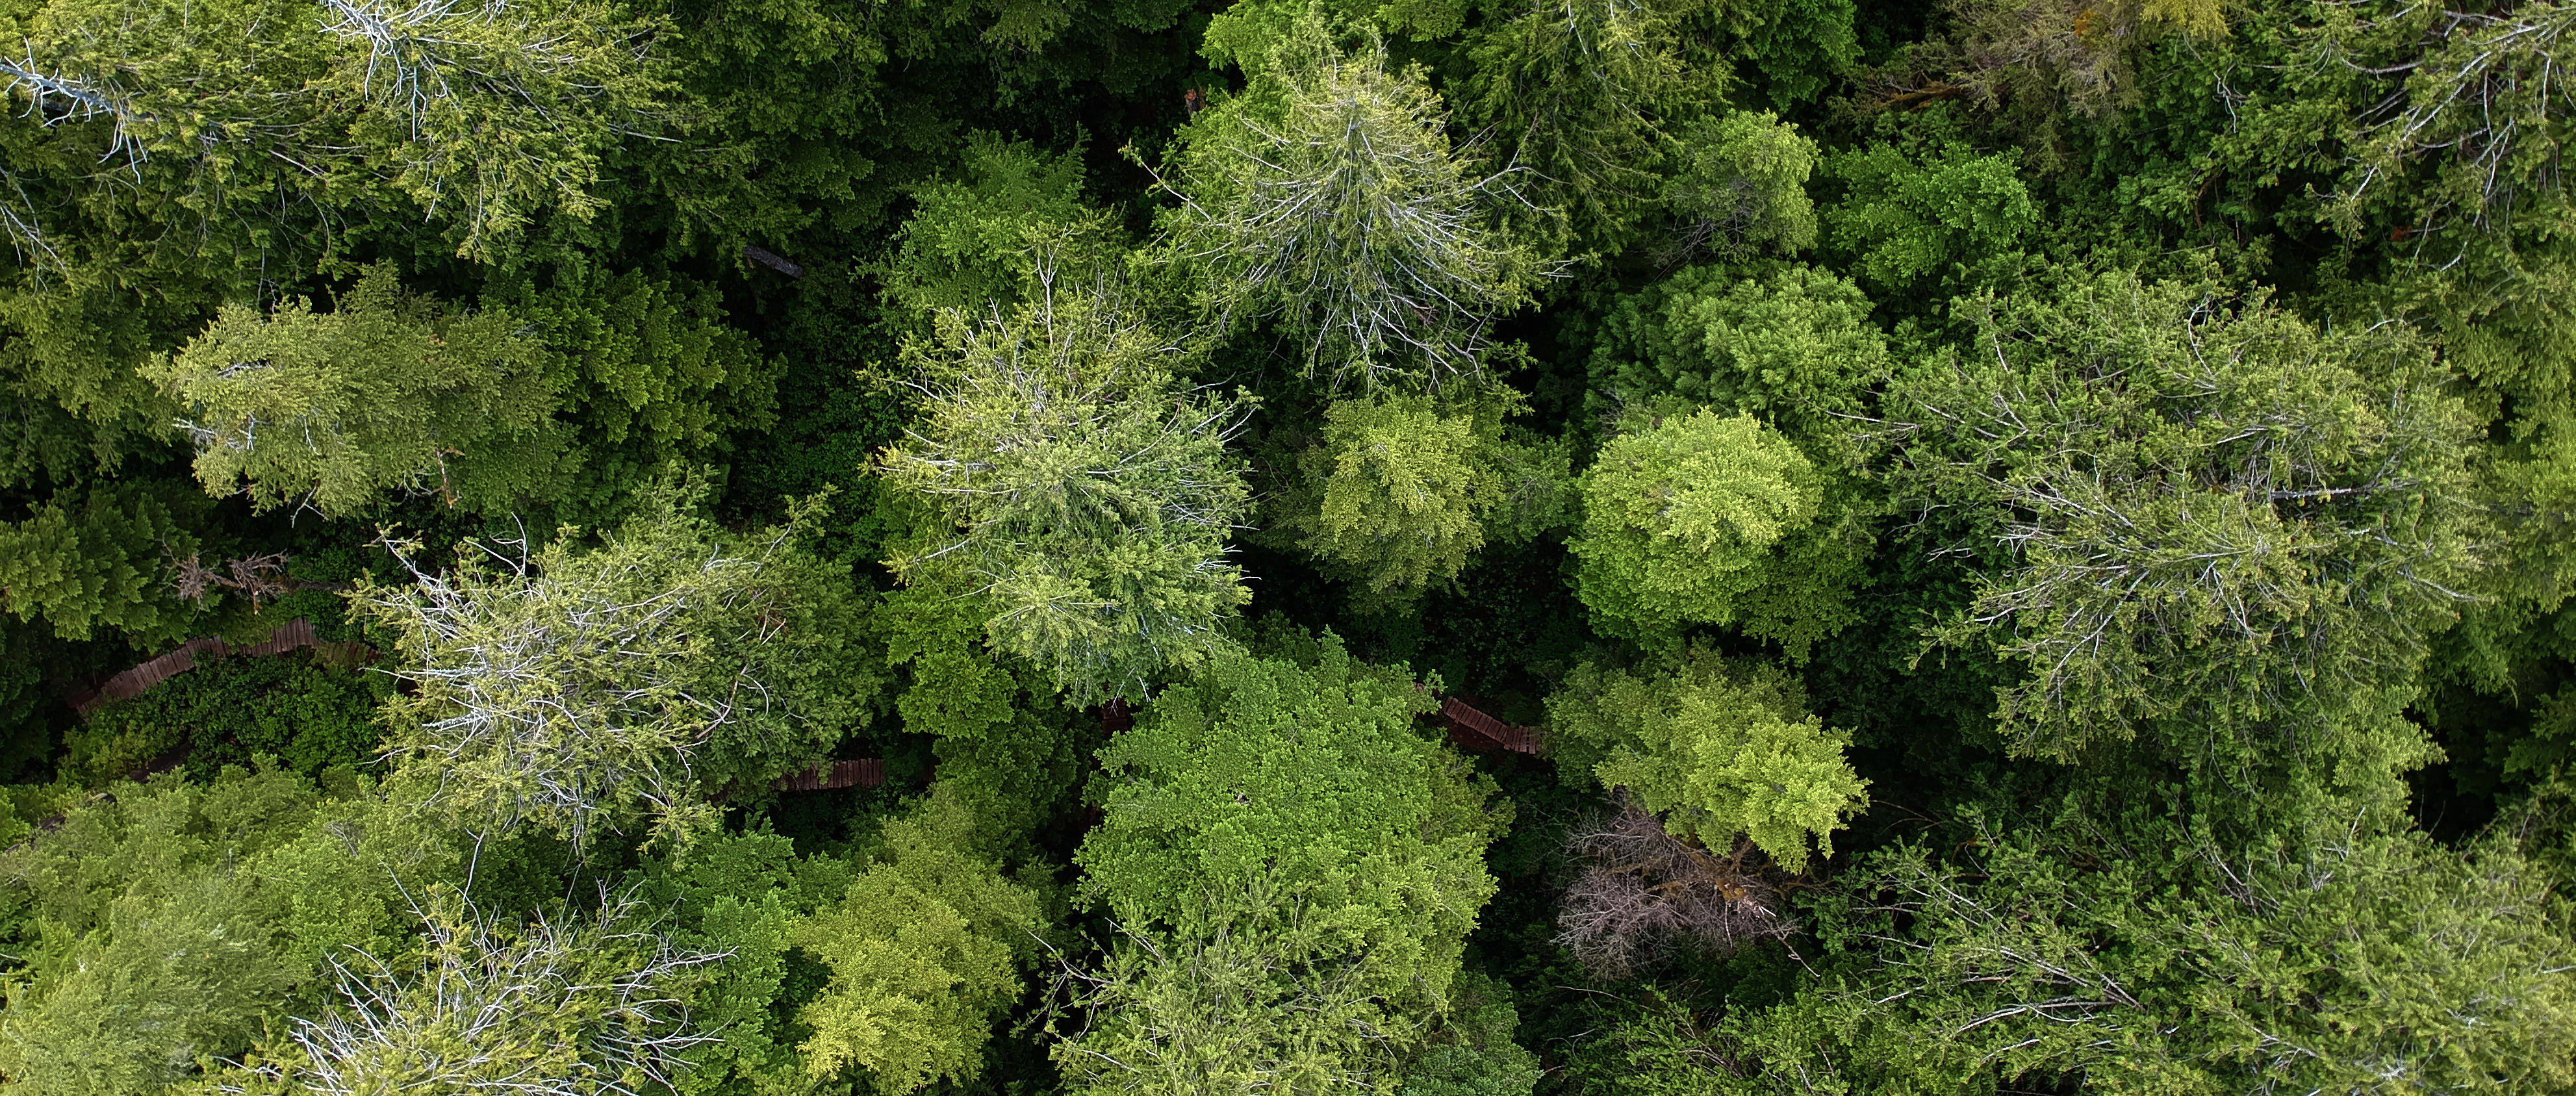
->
[1824,135,2037,299]
[65,653,386,787]
[0,481,205,644]
[2,0,2572,1091]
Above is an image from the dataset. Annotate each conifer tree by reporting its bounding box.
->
[1275,393,1569,602]
[150,264,561,516]
[1166,14,1541,390]
[876,265,1253,704]
[256,887,722,1096]
[359,476,875,849]
[1662,110,1822,264]
[1878,273,2482,770]
[0,481,203,643]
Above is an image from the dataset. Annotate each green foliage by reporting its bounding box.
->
[790,790,1044,1093]
[1308,396,1490,594]
[1067,632,1505,1083]
[496,266,782,503]
[1078,633,1499,954]
[880,576,1021,743]
[1453,0,1729,258]
[66,654,385,787]
[359,474,879,848]
[1824,138,2036,298]
[0,767,457,1096]
[1722,804,2576,1095]
[876,272,1253,704]
[150,264,558,515]
[1661,112,1820,264]
[1588,262,1888,454]
[1169,16,1542,389]
[1570,409,1865,656]
[0,0,670,265]
[882,134,1102,318]
[1277,393,1568,600]
[237,885,723,1096]
[1398,972,1542,1096]
[0,481,204,643]
[1881,273,2482,774]
[1546,647,1865,872]
[311,0,676,260]
[1053,876,1432,1096]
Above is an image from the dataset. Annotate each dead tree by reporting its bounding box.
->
[1557,797,1793,979]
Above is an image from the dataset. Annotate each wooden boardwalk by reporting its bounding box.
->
[1439,697,1543,754]
[72,618,358,715]
[772,758,888,791]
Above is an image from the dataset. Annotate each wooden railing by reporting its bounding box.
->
[772,758,887,791]
[1438,697,1542,754]
[72,618,366,715]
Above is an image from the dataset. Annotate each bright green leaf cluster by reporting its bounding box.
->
[792,791,1044,1093]
[1546,647,1865,873]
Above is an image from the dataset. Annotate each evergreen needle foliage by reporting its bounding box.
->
[8,0,2576,1090]
[1166,15,1543,390]
[359,475,870,849]
[878,264,1254,704]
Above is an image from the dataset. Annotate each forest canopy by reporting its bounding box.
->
[1,0,2574,1092]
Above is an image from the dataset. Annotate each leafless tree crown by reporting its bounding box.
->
[1558,798,1793,979]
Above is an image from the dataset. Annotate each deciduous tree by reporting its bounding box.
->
[1546,646,1866,874]
[1570,408,1867,656]
[1065,630,1505,1084]
[790,791,1045,1094]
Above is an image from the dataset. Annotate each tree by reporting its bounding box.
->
[358,475,878,849]
[1451,0,1721,258]
[1553,797,1796,980]
[1065,630,1506,1084]
[880,134,1107,318]
[1546,646,1867,874]
[485,264,781,510]
[242,886,722,1096]
[1569,408,1867,656]
[1165,15,1542,390]
[1874,273,2483,772]
[790,790,1045,1093]
[0,480,204,643]
[1661,111,1821,264]
[1588,262,1889,455]
[1823,138,2036,298]
[1274,393,1570,602]
[312,0,676,259]
[1052,876,1428,1096]
[0,0,670,264]
[0,766,466,1096]
[1396,972,1542,1096]
[149,264,560,516]
[876,266,1253,705]
[1715,802,2576,1095]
